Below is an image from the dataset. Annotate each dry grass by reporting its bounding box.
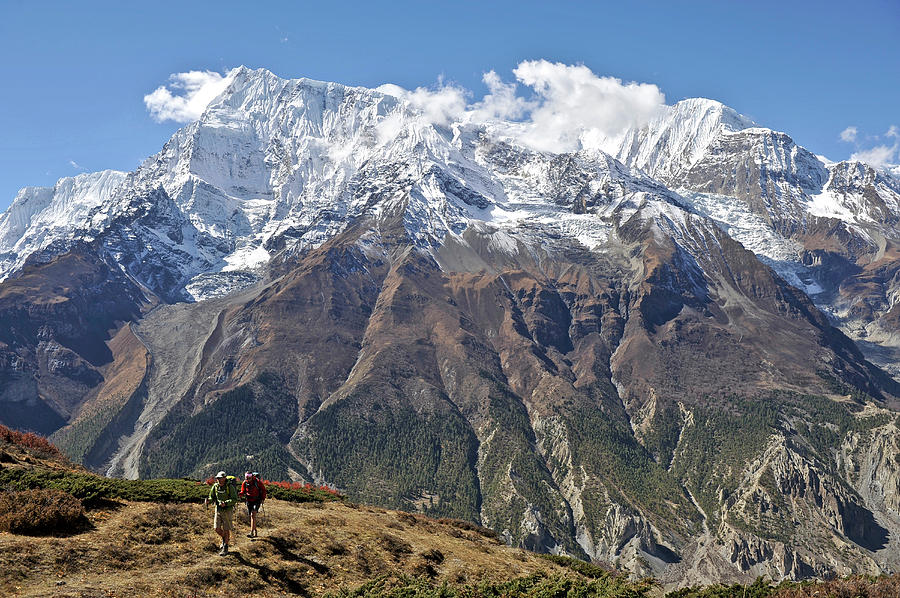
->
[0,498,574,597]
[0,489,86,535]
[2,484,897,598]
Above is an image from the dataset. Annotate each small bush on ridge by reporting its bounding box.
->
[0,467,337,506]
[0,424,65,461]
[0,488,85,534]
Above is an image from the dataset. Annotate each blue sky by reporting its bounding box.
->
[1,0,898,210]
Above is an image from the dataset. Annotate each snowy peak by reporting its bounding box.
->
[147,66,402,203]
[687,126,829,196]
[2,68,898,310]
[0,170,127,277]
[203,66,398,139]
[811,160,900,226]
[826,160,900,199]
[611,97,756,181]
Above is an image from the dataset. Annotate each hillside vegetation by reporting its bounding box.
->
[3,426,900,597]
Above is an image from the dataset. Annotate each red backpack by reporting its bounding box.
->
[244,477,264,500]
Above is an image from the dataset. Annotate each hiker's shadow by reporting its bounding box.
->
[229,538,329,596]
[259,536,330,575]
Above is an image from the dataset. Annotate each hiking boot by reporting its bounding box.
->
[219,544,229,556]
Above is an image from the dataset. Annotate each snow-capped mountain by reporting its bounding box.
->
[3,66,900,584]
[595,93,900,378]
[4,69,897,305]
[0,170,126,275]
[4,65,900,413]
[605,97,757,182]
[0,67,694,300]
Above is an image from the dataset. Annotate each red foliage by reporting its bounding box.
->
[261,479,341,497]
[0,424,63,459]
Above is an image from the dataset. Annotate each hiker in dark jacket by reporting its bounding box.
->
[239,471,267,538]
[207,471,238,555]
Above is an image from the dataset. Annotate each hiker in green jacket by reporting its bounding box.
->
[207,471,238,555]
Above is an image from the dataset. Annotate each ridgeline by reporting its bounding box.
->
[1,426,898,597]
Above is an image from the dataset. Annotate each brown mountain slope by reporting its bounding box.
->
[0,245,147,435]
[107,206,900,581]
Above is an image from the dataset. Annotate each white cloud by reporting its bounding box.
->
[374,80,468,145]
[851,144,898,168]
[375,61,664,153]
[144,70,232,123]
[508,60,666,153]
[839,126,858,143]
[376,81,467,127]
[373,112,404,145]
[69,160,81,169]
[467,70,532,122]
[406,85,468,127]
[839,125,899,169]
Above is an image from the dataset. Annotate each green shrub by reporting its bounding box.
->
[0,488,86,534]
[538,553,614,579]
[329,571,655,597]
[667,575,900,598]
[0,467,335,505]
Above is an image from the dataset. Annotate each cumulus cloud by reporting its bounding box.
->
[842,124,900,168]
[509,60,666,153]
[852,144,898,168]
[374,80,469,145]
[839,126,858,143]
[144,70,232,123]
[376,81,468,127]
[376,61,665,154]
[467,70,532,122]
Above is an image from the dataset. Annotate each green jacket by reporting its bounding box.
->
[208,480,238,510]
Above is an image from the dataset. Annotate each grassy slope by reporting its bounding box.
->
[3,431,900,597]
[0,486,639,597]
[0,430,641,597]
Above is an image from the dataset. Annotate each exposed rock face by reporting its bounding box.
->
[0,245,146,434]
[603,99,900,389]
[1,67,900,584]
[681,128,829,234]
